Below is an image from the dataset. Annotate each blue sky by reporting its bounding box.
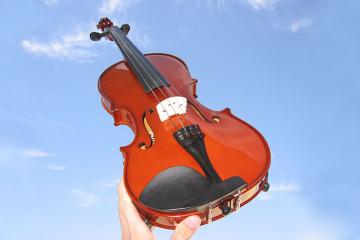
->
[1,0,359,239]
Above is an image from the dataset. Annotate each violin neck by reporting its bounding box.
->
[109,26,170,93]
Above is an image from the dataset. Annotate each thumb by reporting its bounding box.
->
[171,216,201,240]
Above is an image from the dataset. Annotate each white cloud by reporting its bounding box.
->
[21,29,95,61]
[42,0,60,6]
[259,181,300,200]
[176,0,280,12]
[175,0,225,11]
[246,0,279,11]
[0,144,52,174]
[176,1,316,34]
[288,18,313,33]
[271,182,300,192]
[99,0,138,16]
[22,149,52,158]
[47,164,66,171]
[21,0,150,61]
[69,189,99,208]
[98,1,151,48]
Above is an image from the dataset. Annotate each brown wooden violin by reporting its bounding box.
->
[90,18,271,229]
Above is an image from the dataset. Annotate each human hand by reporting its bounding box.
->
[118,179,202,240]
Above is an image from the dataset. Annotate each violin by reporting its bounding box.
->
[90,18,271,229]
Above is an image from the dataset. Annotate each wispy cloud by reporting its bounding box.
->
[22,0,149,61]
[177,0,279,11]
[271,182,300,192]
[22,149,52,158]
[98,0,151,47]
[0,144,53,174]
[99,0,139,16]
[288,18,313,33]
[21,28,95,61]
[259,181,300,200]
[69,189,99,208]
[47,164,66,171]
[245,2,314,33]
[176,0,315,34]
[246,0,278,11]
[42,0,60,6]
[176,0,226,10]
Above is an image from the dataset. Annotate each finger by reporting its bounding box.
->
[118,183,130,239]
[118,180,145,225]
[171,216,201,240]
[117,179,152,237]
[118,189,131,240]
[119,211,131,240]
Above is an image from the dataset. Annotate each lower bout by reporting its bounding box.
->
[134,173,270,229]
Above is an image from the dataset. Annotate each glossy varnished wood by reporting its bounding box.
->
[98,53,271,228]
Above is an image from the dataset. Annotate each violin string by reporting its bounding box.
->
[121,34,187,130]
[120,36,197,127]
[157,81,196,128]
[121,34,192,126]
[111,28,178,130]
[116,27,189,130]
[164,85,197,125]
[120,30,194,128]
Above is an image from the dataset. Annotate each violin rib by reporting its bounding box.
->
[92,18,271,229]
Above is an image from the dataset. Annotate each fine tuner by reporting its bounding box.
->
[90,17,271,229]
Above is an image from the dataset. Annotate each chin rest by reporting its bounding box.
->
[139,166,247,211]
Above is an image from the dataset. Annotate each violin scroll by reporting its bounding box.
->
[90,18,130,41]
[96,17,113,31]
[92,17,271,229]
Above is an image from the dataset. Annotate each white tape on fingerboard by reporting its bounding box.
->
[156,96,187,122]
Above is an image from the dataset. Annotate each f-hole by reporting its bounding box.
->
[212,116,220,123]
[188,101,221,124]
[138,111,155,150]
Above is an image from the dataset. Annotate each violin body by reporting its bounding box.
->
[92,18,271,229]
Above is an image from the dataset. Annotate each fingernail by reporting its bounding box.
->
[184,216,201,230]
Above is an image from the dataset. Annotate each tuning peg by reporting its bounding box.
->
[90,31,108,41]
[120,24,130,35]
